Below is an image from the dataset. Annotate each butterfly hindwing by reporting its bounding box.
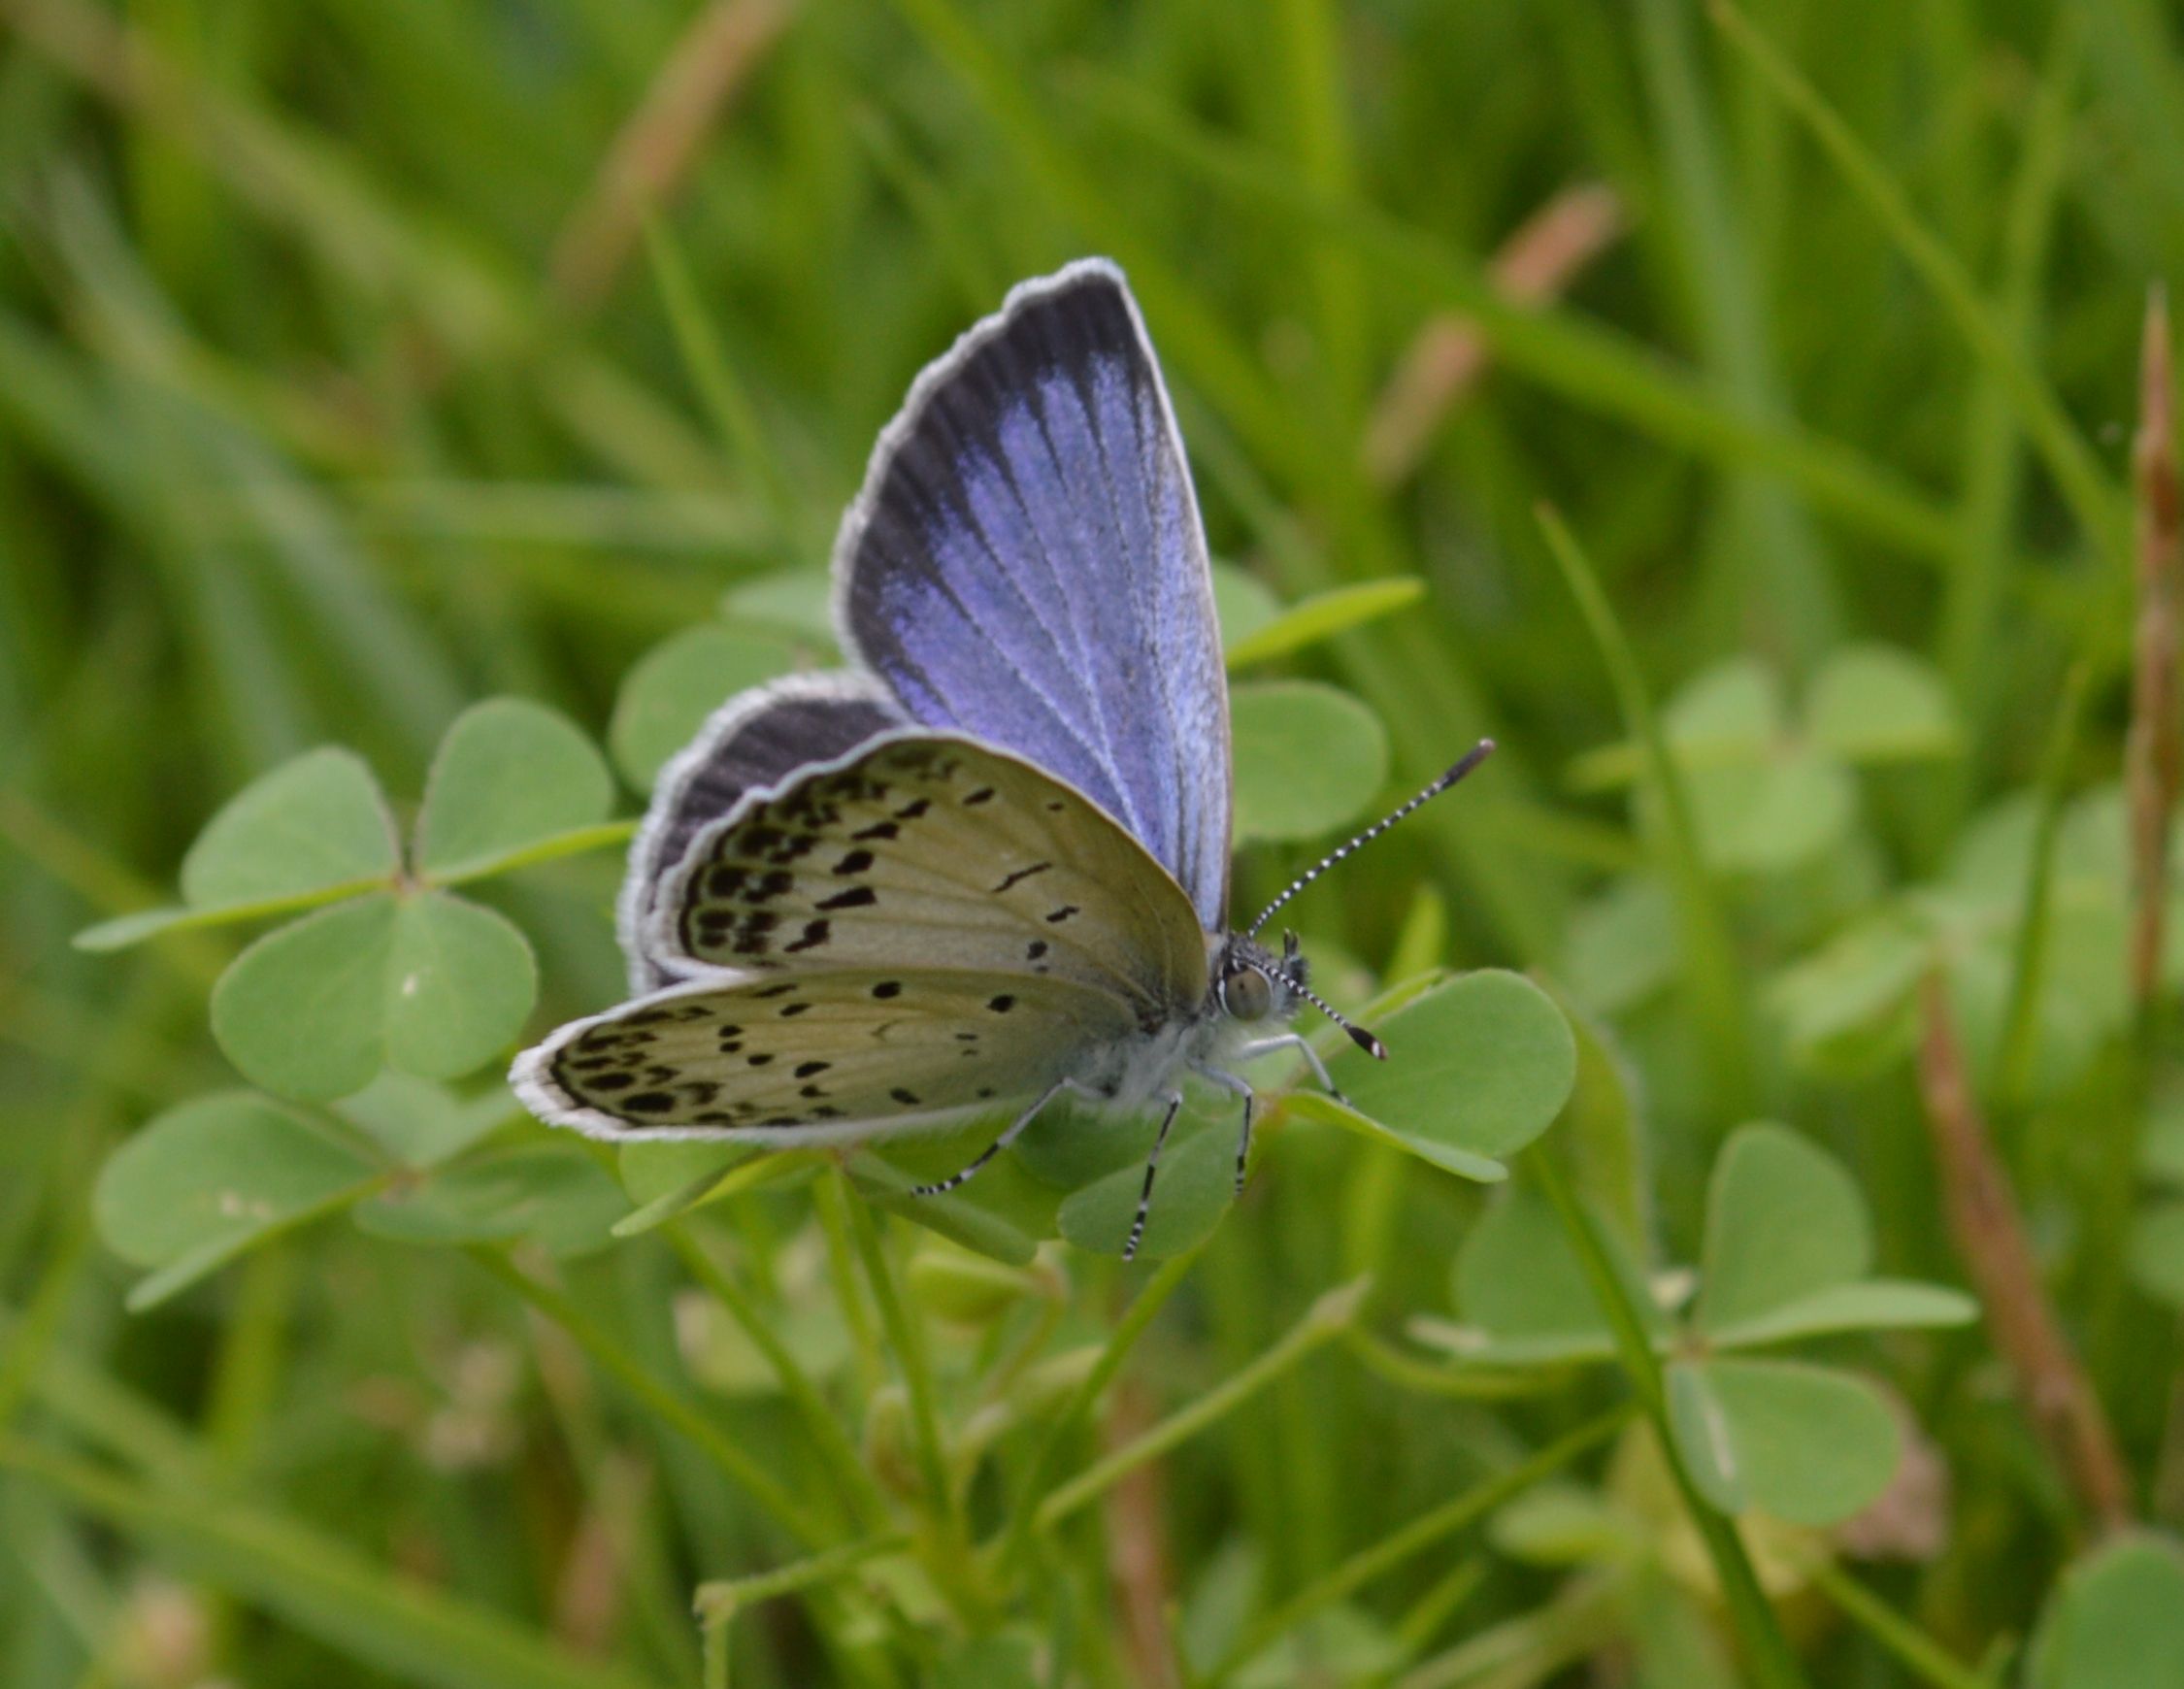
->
[618,673,904,992]
[511,968,1137,1141]
[650,732,1209,1016]
[834,259,1233,931]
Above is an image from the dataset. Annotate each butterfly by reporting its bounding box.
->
[511,258,1491,1258]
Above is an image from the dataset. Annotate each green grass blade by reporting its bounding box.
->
[1634,0,1840,666]
[0,1435,671,1689]
[1537,508,1756,1114]
[1711,1,2126,567]
[1059,67,1958,564]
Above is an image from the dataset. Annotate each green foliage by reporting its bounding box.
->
[180,749,403,911]
[1667,1358,1900,1527]
[1572,646,1959,876]
[98,702,623,1103]
[355,1145,627,1257]
[75,749,399,949]
[93,1093,381,1308]
[1230,679,1391,842]
[414,700,613,880]
[1424,1124,1970,1525]
[15,2,2184,1684]
[2029,1537,2184,1689]
[1222,578,1427,668]
[1322,968,1576,1171]
[609,626,802,789]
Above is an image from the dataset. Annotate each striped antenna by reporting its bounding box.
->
[1284,969,1386,1059]
[1244,740,1496,939]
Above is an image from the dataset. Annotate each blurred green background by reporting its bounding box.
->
[8,0,2184,1683]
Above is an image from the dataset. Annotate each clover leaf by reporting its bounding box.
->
[94,1091,384,1310]
[1570,646,1958,878]
[75,747,399,950]
[102,699,621,1103]
[211,889,536,1100]
[1667,1356,1901,1525]
[2028,1536,2184,1689]
[1323,969,1576,1176]
[1770,785,2184,1096]
[1421,1123,1969,1524]
[414,698,613,880]
[1231,679,1391,844]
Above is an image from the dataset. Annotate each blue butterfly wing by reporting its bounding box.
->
[832,258,1232,930]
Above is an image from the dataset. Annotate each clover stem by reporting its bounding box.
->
[1529,1149,1809,1689]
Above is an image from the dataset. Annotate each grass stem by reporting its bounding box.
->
[667,1222,895,1532]
[1530,1149,1807,1689]
[1799,1554,1991,1689]
[1034,1277,1369,1537]
[842,1191,961,1546]
[467,1247,826,1548]
[1994,662,2090,1107]
[1537,506,1757,1115]
[997,1242,1206,1570]
[1201,1405,1629,1684]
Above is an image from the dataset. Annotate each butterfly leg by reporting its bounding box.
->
[1235,1033,1350,1108]
[911,1078,1075,1198]
[1124,1090,1187,1262]
[1191,1063,1257,1197]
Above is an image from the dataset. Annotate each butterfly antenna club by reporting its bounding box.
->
[1288,973,1386,1060]
[1244,739,1497,939]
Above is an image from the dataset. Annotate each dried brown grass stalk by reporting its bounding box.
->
[547,0,796,314]
[1915,974,2133,1538]
[1104,1376,1181,1689]
[552,1451,650,1655]
[1360,183,1624,486]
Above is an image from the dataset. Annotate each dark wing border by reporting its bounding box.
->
[616,671,904,993]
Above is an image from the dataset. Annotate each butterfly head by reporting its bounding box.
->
[1213,930,1386,1059]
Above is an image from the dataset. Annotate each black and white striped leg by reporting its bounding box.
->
[1124,1090,1186,1262]
[1235,1032,1351,1108]
[911,1078,1072,1198]
[1191,1063,1258,1197]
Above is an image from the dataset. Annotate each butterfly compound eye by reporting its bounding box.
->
[1220,965,1274,1022]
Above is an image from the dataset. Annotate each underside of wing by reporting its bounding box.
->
[649,731,1210,1016]
[833,259,1233,930]
[511,967,1138,1142]
[618,673,904,992]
